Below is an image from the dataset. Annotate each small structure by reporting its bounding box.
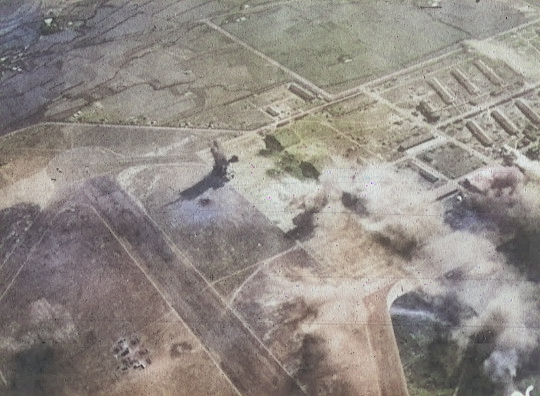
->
[338,54,353,64]
[466,120,493,147]
[491,109,518,135]
[398,133,435,152]
[515,99,540,125]
[435,185,460,201]
[266,106,281,117]
[474,59,503,86]
[288,83,316,102]
[451,68,479,95]
[419,1,441,8]
[428,77,454,105]
[410,160,440,183]
[417,100,440,123]
[523,124,539,142]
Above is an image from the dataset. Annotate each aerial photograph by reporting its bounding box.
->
[1,0,540,395]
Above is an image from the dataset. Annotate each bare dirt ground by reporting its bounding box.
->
[0,197,237,396]
[231,246,410,396]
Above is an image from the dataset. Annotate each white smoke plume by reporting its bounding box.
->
[321,165,446,257]
[317,162,540,389]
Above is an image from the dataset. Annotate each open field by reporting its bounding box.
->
[117,163,295,282]
[0,198,237,396]
[232,247,408,396]
[84,177,304,396]
[217,0,535,95]
[417,143,486,179]
[217,0,467,94]
[0,0,289,133]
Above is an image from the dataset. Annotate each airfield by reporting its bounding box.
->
[2,0,540,395]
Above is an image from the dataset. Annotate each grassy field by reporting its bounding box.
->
[218,0,468,93]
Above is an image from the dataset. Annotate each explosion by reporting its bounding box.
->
[305,156,540,394]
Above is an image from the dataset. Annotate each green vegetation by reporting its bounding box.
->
[393,318,461,396]
[264,129,301,152]
[262,116,333,180]
[219,0,468,93]
[392,299,514,396]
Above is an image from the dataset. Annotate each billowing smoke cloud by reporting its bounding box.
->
[484,349,519,385]
[320,164,446,259]
[314,159,540,392]
[455,153,540,390]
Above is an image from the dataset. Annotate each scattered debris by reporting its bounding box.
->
[40,16,63,35]
[170,341,193,358]
[112,335,152,373]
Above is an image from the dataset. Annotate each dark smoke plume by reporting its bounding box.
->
[319,159,540,392]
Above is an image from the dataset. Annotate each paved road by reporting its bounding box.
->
[365,283,410,396]
[84,176,305,396]
[204,20,332,101]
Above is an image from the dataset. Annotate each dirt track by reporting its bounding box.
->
[83,176,304,396]
[365,285,410,396]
